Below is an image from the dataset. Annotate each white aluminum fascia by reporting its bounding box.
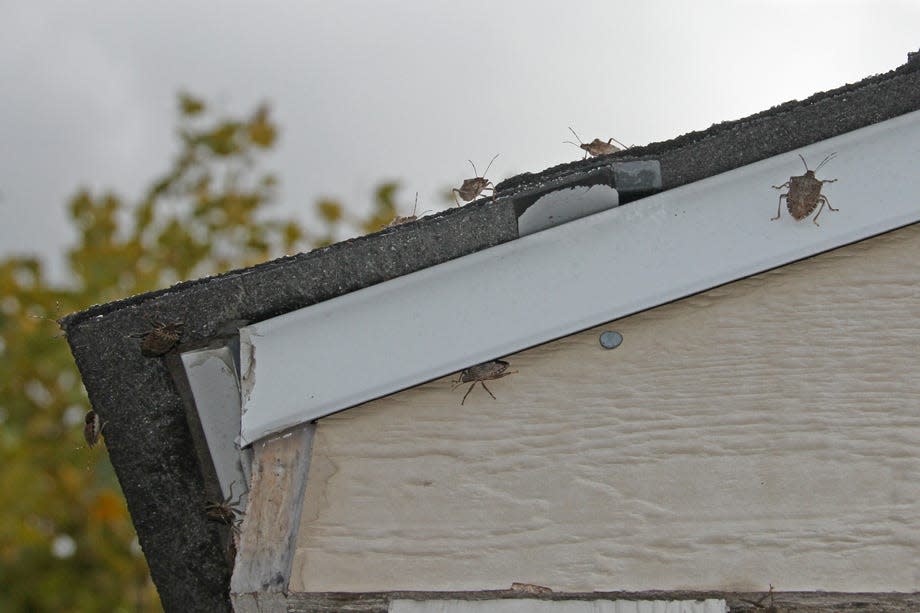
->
[240,110,920,445]
[180,346,250,504]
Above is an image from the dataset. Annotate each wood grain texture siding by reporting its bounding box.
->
[390,599,726,613]
[286,590,920,613]
[232,424,313,611]
[291,223,920,593]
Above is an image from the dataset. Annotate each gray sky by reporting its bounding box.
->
[1,1,917,281]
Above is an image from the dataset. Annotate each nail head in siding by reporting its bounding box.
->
[599,330,623,350]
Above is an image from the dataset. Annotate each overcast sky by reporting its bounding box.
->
[1,1,917,281]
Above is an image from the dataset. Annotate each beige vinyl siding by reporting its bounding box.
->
[389,599,728,613]
[291,222,920,593]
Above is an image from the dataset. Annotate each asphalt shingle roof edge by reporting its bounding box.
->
[58,51,920,613]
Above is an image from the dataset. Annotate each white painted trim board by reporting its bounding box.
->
[240,110,920,445]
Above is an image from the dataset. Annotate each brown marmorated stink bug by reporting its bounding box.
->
[206,480,244,536]
[739,584,777,613]
[564,127,628,159]
[771,153,839,226]
[452,154,499,207]
[452,359,517,405]
[511,582,553,594]
[83,410,105,448]
[132,318,184,357]
[388,192,432,227]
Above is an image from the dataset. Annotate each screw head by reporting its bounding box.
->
[599,330,623,350]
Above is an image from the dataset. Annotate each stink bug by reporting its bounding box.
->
[771,153,838,226]
[511,582,552,594]
[206,480,244,536]
[452,359,516,405]
[564,127,627,159]
[740,584,777,613]
[452,154,499,207]
[388,192,432,227]
[83,410,105,448]
[206,481,245,559]
[133,318,184,357]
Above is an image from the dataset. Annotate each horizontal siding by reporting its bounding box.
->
[390,599,727,613]
[291,222,920,592]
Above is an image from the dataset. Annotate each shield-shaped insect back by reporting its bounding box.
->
[132,318,184,357]
[452,154,500,206]
[771,153,839,226]
[387,192,433,227]
[564,127,628,159]
[452,359,517,405]
[83,410,105,448]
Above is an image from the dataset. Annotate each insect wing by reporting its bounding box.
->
[511,582,552,594]
[786,175,820,219]
[462,359,509,382]
[141,323,182,356]
[586,139,618,156]
[206,503,235,525]
[388,214,416,227]
[463,178,485,197]
[83,411,101,447]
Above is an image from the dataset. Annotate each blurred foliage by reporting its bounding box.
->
[0,93,417,612]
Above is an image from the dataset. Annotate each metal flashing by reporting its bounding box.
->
[239,109,920,444]
[515,161,661,236]
[180,346,250,505]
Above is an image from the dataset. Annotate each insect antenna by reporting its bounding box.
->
[482,153,500,177]
[28,300,66,338]
[814,152,837,172]
[565,126,585,146]
[407,193,433,216]
[467,159,478,177]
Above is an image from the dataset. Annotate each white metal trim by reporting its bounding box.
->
[180,346,250,502]
[240,110,920,445]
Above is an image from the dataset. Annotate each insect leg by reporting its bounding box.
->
[461,382,476,405]
[812,200,826,226]
[452,189,462,207]
[226,480,242,507]
[479,381,496,400]
[771,194,786,221]
[771,181,790,190]
[812,196,837,226]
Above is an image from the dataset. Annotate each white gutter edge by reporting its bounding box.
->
[239,110,920,445]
